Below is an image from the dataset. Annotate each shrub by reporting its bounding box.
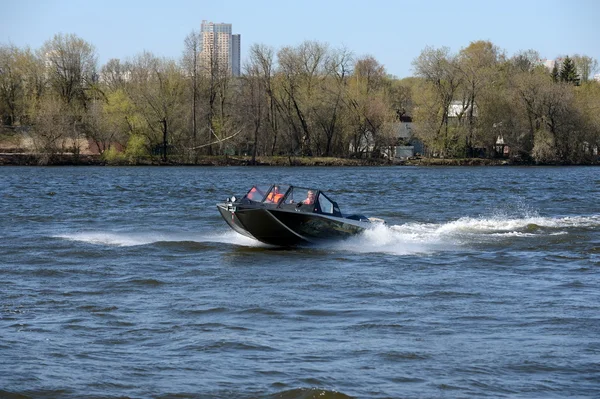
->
[102,146,125,165]
[125,135,148,164]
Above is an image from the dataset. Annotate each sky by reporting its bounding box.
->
[2,0,599,78]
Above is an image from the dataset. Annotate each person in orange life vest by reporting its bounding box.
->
[266,185,284,203]
[302,190,316,205]
[247,187,260,201]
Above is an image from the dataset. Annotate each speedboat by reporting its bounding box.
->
[216,184,385,246]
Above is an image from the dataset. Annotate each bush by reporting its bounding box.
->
[532,129,556,163]
[125,135,147,164]
[102,146,125,165]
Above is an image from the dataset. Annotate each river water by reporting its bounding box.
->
[1,166,599,398]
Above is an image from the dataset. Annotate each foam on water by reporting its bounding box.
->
[55,230,262,247]
[328,214,600,255]
[56,214,599,254]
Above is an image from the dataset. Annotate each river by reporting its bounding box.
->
[1,166,599,398]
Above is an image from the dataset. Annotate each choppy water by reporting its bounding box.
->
[1,166,599,399]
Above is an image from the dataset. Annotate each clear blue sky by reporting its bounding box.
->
[3,0,599,78]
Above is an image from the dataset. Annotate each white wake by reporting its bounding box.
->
[55,214,598,253]
[327,214,600,255]
[55,230,262,247]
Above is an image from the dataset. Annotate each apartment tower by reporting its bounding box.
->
[200,20,241,76]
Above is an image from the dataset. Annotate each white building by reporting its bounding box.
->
[448,100,477,118]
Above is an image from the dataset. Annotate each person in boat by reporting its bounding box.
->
[301,190,316,205]
[266,185,284,203]
[247,187,260,201]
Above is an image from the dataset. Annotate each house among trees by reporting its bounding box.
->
[393,115,424,159]
[495,135,510,158]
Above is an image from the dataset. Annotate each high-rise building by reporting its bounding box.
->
[200,20,241,77]
[232,34,241,77]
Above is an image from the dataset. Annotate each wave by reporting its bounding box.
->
[327,214,600,255]
[54,230,262,248]
[55,214,598,254]
[264,388,353,399]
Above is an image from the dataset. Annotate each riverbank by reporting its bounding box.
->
[0,153,508,166]
[0,152,596,166]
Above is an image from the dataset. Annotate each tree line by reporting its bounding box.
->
[0,33,599,164]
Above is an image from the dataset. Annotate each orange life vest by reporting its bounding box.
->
[267,192,284,202]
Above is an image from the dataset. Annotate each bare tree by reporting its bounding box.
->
[457,40,504,156]
[313,46,353,156]
[100,58,128,91]
[0,44,24,126]
[181,30,203,161]
[126,52,185,162]
[277,41,329,155]
[240,62,265,163]
[412,46,462,157]
[511,50,541,73]
[41,33,97,107]
[248,43,280,155]
[572,54,599,83]
[344,56,393,158]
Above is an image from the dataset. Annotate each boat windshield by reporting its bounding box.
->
[281,186,317,205]
[263,185,290,204]
[243,185,342,216]
[244,185,271,202]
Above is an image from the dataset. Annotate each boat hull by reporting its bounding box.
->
[217,204,368,246]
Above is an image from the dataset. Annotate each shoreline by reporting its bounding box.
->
[0,153,597,167]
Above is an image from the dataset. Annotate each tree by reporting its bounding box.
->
[412,46,462,157]
[126,52,185,162]
[475,79,515,158]
[511,67,582,163]
[0,45,44,127]
[511,69,550,159]
[239,62,266,162]
[572,54,598,83]
[197,40,231,156]
[312,46,352,156]
[95,89,139,154]
[457,40,503,156]
[28,34,99,157]
[511,49,541,73]
[345,56,394,158]
[248,43,280,155]
[559,56,580,85]
[551,62,559,83]
[41,33,97,107]
[100,58,128,91]
[573,82,600,162]
[30,96,73,164]
[182,30,202,161]
[388,77,415,120]
[276,41,328,155]
[0,44,24,125]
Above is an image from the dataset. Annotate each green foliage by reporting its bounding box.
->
[559,56,580,85]
[101,135,147,165]
[125,134,147,164]
[102,146,125,164]
[551,63,559,83]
